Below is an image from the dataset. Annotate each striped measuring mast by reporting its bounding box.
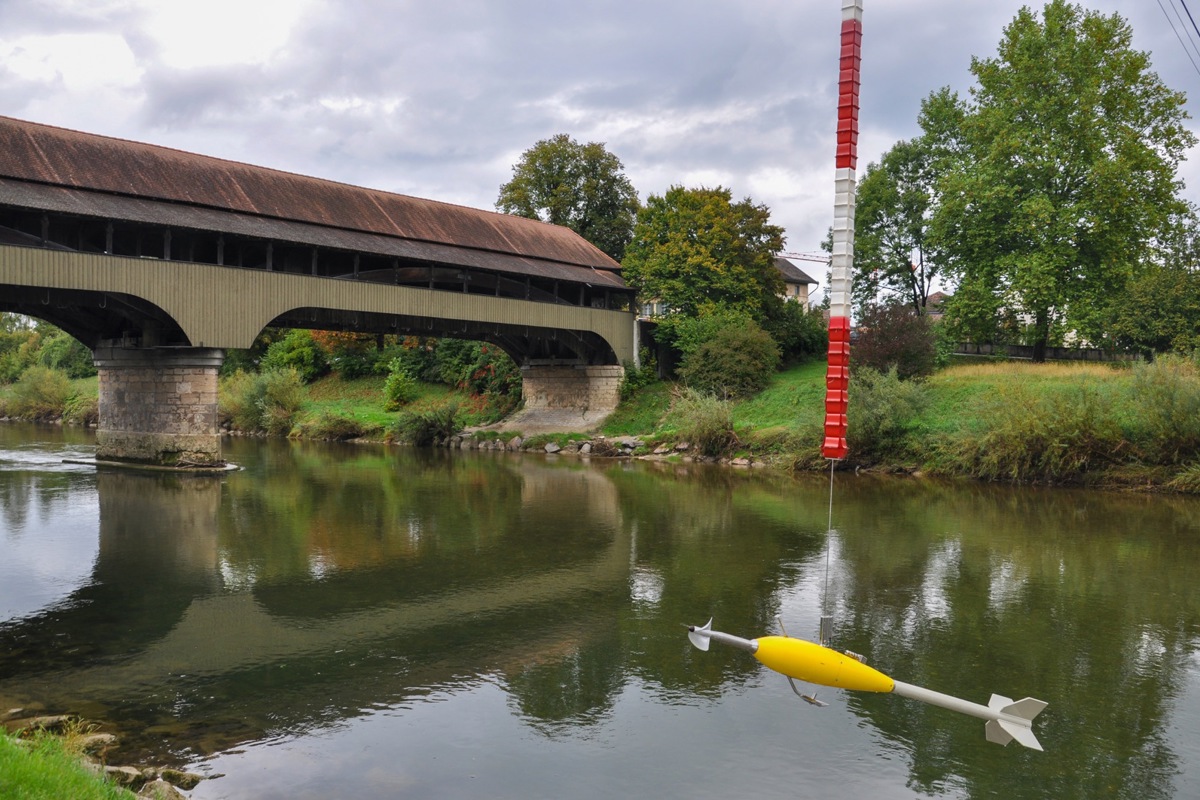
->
[823,0,862,460]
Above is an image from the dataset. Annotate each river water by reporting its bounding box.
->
[1,422,1199,799]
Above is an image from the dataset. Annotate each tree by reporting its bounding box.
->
[622,186,785,322]
[853,137,940,317]
[496,134,639,261]
[928,1,1196,360]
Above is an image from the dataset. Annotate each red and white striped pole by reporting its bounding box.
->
[823,0,862,461]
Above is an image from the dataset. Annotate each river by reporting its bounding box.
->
[1,422,1199,799]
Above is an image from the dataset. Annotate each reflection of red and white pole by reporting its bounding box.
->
[824,0,862,460]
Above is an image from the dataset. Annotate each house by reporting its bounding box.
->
[774,257,819,310]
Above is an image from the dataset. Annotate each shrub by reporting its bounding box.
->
[619,349,659,401]
[846,366,929,461]
[37,330,96,378]
[666,388,738,457]
[62,394,99,426]
[303,410,369,441]
[383,358,419,410]
[678,320,780,398]
[219,368,306,434]
[392,403,461,446]
[1124,354,1200,464]
[7,366,71,420]
[260,329,328,383]
[854,302,938,380]
[764,302,827,363]
[937,381,1123,482]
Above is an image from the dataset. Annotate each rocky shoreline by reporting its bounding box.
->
[2,709,206,799]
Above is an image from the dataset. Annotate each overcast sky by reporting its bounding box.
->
[3,0,1200,274]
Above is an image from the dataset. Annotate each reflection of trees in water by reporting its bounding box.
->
[828,478,1200,800]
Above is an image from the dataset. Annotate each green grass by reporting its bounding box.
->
[732,360,826,431]
[599,380,674,436]
[0,731,132,800]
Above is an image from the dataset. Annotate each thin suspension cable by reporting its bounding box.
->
[822,458,835,643]
[1157,0,1200,79]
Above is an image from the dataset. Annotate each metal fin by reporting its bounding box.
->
[687,619,713,652]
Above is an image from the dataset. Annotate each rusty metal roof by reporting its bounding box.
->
[0,115,625,283]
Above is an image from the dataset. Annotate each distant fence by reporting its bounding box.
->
[953,343,1139,363]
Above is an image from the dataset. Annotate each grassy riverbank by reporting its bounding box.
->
[5,356,1200,491]
[0,730,131,800]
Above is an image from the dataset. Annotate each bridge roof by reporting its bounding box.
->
[0,115,626,289]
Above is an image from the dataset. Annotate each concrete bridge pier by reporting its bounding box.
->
[93,346,225,467]
[507,365,624,432]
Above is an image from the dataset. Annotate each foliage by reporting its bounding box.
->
[622,185,785,322]
[392,403,462,446]
[219,368,306,435]
[935,380,1125,482]
[62,393,99,426]
[927,1,1196,359]
[619,349,659,401]
[1110,261,1200,356]
[678,318,780,399]
[301,410,371,441]
[762,301,827,364]
[846,366,930,461]
[383,358,420,410]
[853,137,941,315]
[260,329,328,383]
[1123,354,1200,463]
[655,308,756,360]
[0,729,132,800]
[496,133,639,262]
[7,366,72,420]
[310,330,385,379]
[853,302,939,380]
[0,318,44,384]
[665,388,739,457]
[36,329,95,378]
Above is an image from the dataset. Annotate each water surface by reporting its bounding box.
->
[1,422,1199,799]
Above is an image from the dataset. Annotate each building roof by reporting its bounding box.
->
[774,256,818,285]
[0,115,625,287]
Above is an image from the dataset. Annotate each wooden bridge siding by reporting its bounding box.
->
[0,245,635,361]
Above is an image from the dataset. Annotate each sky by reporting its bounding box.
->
[3,0,1200,279]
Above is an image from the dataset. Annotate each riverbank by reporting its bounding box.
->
[1,712,203,799]
[4,357,1200,491]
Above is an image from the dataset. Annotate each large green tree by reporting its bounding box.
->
[928,1,1195,360]
[496,134,639,262]
[853,137,940,317]
[622,185,785,322]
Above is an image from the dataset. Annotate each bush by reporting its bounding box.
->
[62,394,98,426]
[937,381,1123,482]
[847,366,929,461]
[37,330,96,378]
[854,302,938,380]
[678,320,780,398]
[219,368,306,434]
[383,358,420,410]
[302,410,369,441]
[260,329,328,383]
[619,349,659,401]
[666,388,738,457]
[1124,354,1200,464]
[392,403,461,446]
[7,366,71,420]
[763,302,827,363]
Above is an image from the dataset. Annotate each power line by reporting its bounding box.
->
[1157,0,1200,80]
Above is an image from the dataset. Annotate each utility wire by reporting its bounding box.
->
[1157,0,1200,80]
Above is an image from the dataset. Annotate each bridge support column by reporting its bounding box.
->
[515,365,624,431]
[93,346,225,467]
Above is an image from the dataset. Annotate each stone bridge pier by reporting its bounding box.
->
[93,346,225,467]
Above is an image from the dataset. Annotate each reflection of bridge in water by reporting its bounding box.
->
[0,116,638,464]
[0,463,633,759]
